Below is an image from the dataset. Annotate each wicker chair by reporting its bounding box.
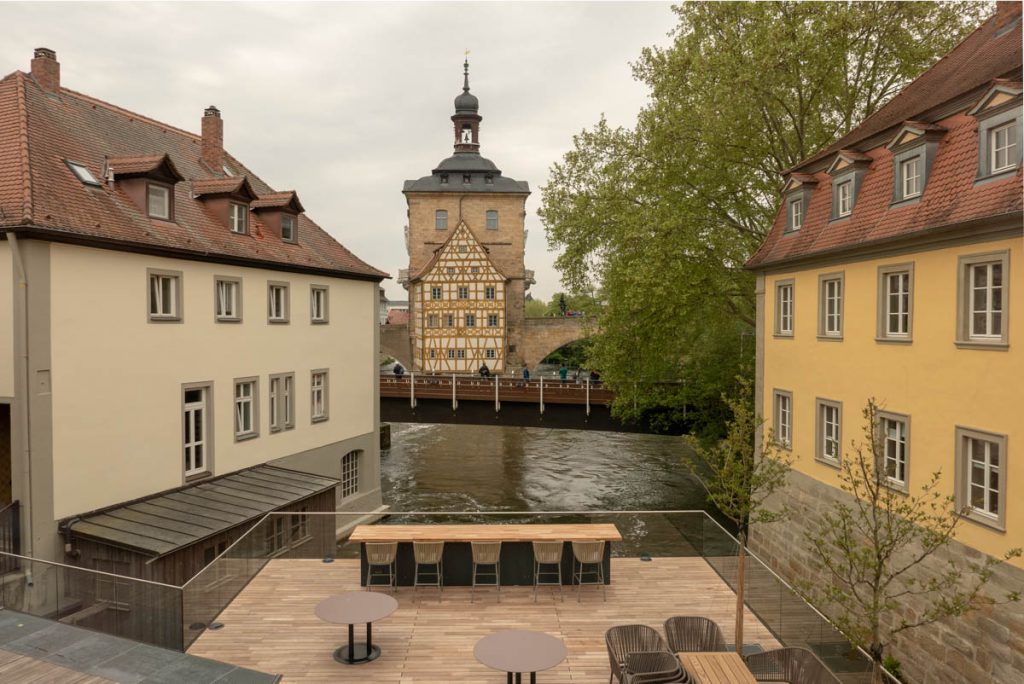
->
[621,651,689,683]
[364,542,398,592]
[532,540,564,602]
[605,624,671,684]
[470,541,501,603]
[663,616,728,653]
[572,540,607,602]
[412,541,444,601]
[743,647,840,683]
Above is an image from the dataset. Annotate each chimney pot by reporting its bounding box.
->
[201,106,225,172]
[30,47,60,92]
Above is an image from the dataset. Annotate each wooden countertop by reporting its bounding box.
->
[677,652,756,684]
[349,523,623,543]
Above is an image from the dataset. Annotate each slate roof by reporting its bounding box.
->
[748,7,1023,270]
[65,466,338,557]
[0,68,386,280]
[404,151,530,193]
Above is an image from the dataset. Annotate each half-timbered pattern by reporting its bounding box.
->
[410,221,507,372]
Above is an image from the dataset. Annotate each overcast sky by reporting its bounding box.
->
[2,1,674,301]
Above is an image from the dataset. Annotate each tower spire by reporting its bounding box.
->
[452,53,481,152]
[463,53,470,93]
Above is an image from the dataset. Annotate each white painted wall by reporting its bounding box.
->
[47,243,376,519]
[0,241,12,398]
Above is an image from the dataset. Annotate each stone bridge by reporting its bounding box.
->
[379,316,592,371]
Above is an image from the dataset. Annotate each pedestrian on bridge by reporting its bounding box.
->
[479,364,491,379]
[393,363,405,377]
[559,365,568,383]
[522,366,530,381]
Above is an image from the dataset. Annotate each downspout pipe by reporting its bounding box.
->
[8,233,34,576]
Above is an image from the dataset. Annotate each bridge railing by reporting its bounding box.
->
[381,373,615,411]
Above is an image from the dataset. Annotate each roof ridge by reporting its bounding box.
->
[15,71,32,222]
[58,85,201,142]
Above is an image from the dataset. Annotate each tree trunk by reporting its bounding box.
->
[735,531,747,655]
[870,641,885,684]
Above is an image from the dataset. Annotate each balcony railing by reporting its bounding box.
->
[0,501,20,575]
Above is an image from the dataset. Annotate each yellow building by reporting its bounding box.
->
[748,6,1022,682]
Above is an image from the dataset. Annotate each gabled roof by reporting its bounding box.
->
[826,150,872,175]
[790,6,1022,173]
[968,78,1024,115]
[106,153,184,182]
[251,190,305,213]
[408,219,508,282]
[191,175,258,201]
[0,68,386,280]
[781,173,818,194]
[885,121,948,150]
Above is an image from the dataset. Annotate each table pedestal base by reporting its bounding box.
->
[506,673,537,684]
[334,644,381,664]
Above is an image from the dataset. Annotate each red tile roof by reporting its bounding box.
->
[748,9,1023,270]
[0,70,386,280]
[251,191,305,213]
[106,154,182,180]
[386,309,410,326]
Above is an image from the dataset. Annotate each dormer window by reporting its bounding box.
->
[485,175,494,185]
[66,160,101,186]
[229,202,249,234]
[147,184,171,220]
[901,157,922,198]
[837,180,852,217]
[440,174,449,185]
[781,173,816,233]
[281,214,296,243]
[790,199,803,231]
[991,122,1017,174]
[463,174,471,184]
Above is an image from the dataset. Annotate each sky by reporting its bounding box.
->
[1,1,675,301]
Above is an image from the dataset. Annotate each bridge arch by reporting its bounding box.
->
[519,317,592,370]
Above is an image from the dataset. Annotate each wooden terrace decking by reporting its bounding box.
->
[188,557,780,683]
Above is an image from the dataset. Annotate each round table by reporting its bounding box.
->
[474,630,568,683]
[315,592,398,664]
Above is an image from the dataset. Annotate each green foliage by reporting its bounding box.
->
[539,2,985,434]
[882,655,904,683]
[543,290,602,317]
[802,400,1022,676]
[539,339,593,369]
[524,297,548,318]
[682,376,792,537]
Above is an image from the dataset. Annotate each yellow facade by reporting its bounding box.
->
[761,234,1023,566]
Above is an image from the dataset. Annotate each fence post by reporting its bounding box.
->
[586,378,591,417]
[410,372,417,408]
[452,373,458,411]
[494,376,500,412]
[539,376,545,415]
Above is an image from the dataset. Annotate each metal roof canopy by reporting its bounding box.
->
[64,465,338,558]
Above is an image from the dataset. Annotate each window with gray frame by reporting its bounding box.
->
[878,412,909,492]
[311,370,328,422]
[836,179,853,217]
[310,286,328,323]
[268,282,290,323]
[775,280,794,336]
[485,286,496,300]
[269,373,295,432]
[956,251,1009,348]
[229,202,248,234]
[815,399,842,465]
[281,214,297,242]
[465,314,476,327]
[428,314,439,328]
[458,286,469,299]
[341,451,360,498]
[955,427,1007,530]
[147,183,172,220]
[877,264,913,341]
[215,277,241,322]
[485,349,496,359]
[789,198,803,231]
[974,101,1021,181]
[148,269,182,322]
[435,209,448,230]
[486,210,499,230]
[264,517,287,557]
[233,378,258,441]
[183,384,211,477]
[487,314,499,327]
[773,390,792,449]
[818,273,844,338]
[889,133,941,204]
[431,286,442,300]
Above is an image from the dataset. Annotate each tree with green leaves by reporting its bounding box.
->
[524,296,548,318]
[683,376,792,652]
[540,1,986,435]
[802,400,1021,683]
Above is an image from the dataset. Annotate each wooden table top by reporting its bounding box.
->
[349,523,623,543]
[677,652,756,684]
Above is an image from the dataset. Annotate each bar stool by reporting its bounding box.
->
[571,540,606,602]
[470,541,501,603]
[413,541,444,601]
[364,542,398,592]
[532,540,565,603]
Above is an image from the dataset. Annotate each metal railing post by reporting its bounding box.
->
[494,376,500,412]
[539,376,545,414]
[586,378,591,417]
[410,372,416,408]
[451,373,458,410]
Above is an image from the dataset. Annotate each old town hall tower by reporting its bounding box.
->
[399,61,533,373]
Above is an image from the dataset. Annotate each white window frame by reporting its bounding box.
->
[233,378,258,441]
[877,264,913,341]
[341,451,359,498]
[485,286,496,300]
[427,314,439,328]
[773,390,792,449]
[991,121,1017,174]
[183,384,211,478]
[877,412,909,492]
[147,183,172,220]
[485,349,496,359]
[311,370,328,423]
[229,202,249,234]
[281,213,297,243]
[790,199,803,231]
[148,269,182,322]
[447,349,455,359]
[955,427,1007,530]
[458,286,469,299]
[465,314,476,327]
[774,280,794,336]
[815,398,842,466]
[837,180,852,217]
[431,287,442,300]
[215,277,241,322]
[486,210,499,230]
[268,282,290,323]
[957,251,1010,348]
[310,286,328,324]
[269,373,295,432]
[487,314,499,327]
[817,273,844,339]
[901,156,922,198]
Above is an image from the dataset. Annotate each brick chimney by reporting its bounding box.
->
[201,106,224,172]
[995,1,1023,32]
[30,47,60,92]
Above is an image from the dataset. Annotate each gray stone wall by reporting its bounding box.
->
[750,469,1024,683]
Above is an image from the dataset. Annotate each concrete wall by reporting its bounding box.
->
[751,469,1024,683]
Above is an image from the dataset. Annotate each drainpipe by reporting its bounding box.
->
[8,233,34,576]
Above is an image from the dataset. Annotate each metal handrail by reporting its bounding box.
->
[0,549,181,589]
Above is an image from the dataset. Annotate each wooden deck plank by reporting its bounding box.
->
[678,652,756,684]
[188,557,778,682]
[349,523,623,543]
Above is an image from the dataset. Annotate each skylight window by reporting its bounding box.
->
[66,160,100,186]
